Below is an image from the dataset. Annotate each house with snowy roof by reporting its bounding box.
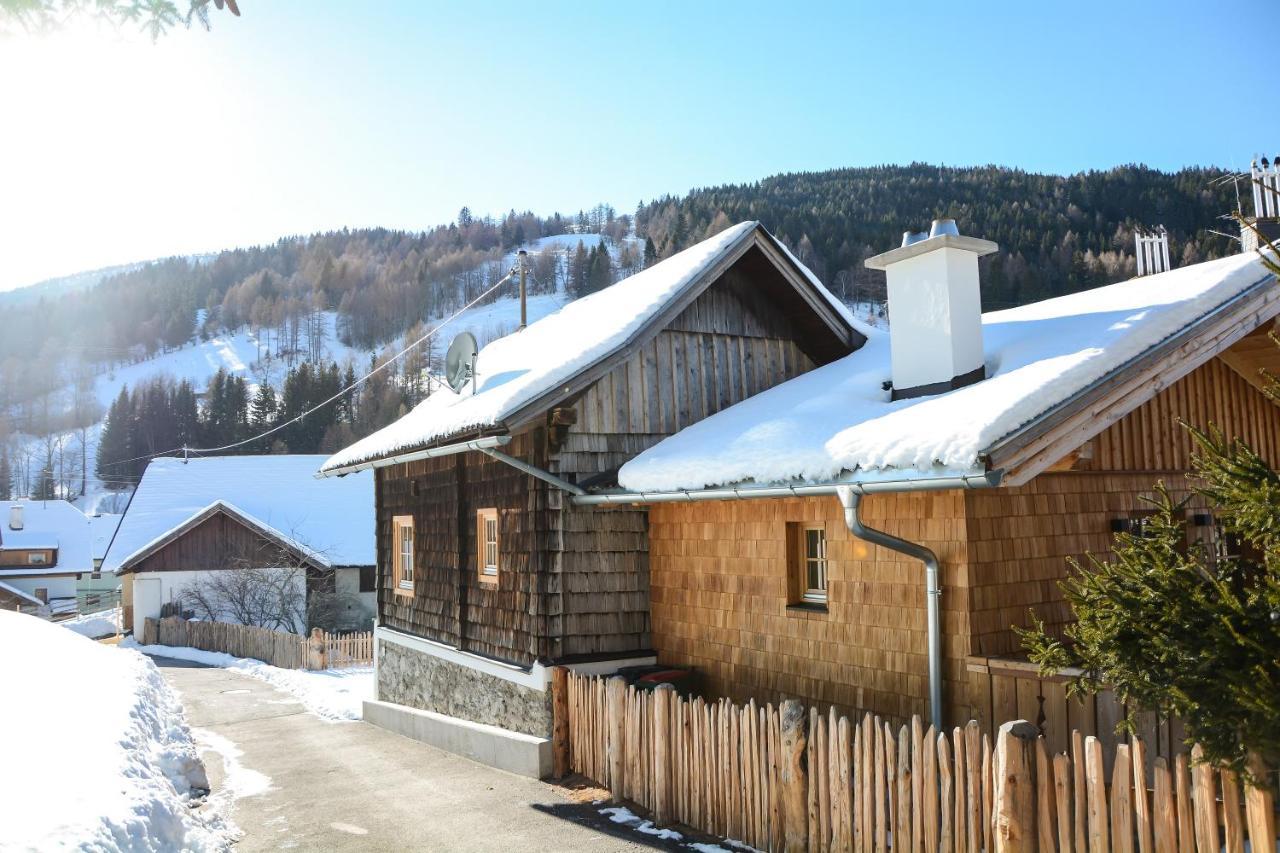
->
[318,221,863,775]
[105,455,375,637]
[0,499,94,617]
[321,217,1279,774]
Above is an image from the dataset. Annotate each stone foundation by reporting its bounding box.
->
[377,635,552,738]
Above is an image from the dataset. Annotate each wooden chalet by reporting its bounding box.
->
[604,222,1280,741]
[319,221,863,773]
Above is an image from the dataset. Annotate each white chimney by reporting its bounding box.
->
[865,219,998,400]
[9,504,23,531]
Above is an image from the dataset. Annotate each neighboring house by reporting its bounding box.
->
[319,221,863,775]
[0,500,94,617]
[104,456,374,637]
[0,580,48,616]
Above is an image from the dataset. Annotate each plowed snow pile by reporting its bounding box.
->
[0,612,231,851]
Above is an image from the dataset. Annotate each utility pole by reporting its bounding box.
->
[518,249,529,330]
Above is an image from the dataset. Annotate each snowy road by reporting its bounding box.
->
[151,656,670,852]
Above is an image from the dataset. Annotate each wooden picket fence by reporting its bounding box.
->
[558,671,1278,853]
[144,616,372,670]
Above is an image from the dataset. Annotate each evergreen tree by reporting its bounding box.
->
[250,384,278,428]
[96,387,134,488]
[1021,246,1280,779]
[568,241,590,299]
[643,236,657,269]
[31,463,55,500]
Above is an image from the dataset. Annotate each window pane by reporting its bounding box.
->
[806,528,822,559]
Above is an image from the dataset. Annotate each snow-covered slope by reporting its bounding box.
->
[0,612,231,850]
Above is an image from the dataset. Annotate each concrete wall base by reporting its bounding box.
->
[363,698,551,779]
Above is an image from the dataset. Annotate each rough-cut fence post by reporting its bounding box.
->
[551,666,569,780]
[993,719,1039,852]
[652,684,673,825]
[778,699,807,853]
[607,675,627,796]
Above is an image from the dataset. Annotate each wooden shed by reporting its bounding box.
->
[319,221,864,752]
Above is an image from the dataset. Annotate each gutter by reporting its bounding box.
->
[316,435,512,478]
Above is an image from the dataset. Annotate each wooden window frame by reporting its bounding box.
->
[786,521,828,607]
[476,507,499,586]
[27,552,47,565]
[392,515,415,597]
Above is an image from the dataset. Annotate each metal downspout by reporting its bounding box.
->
[836,485,945,732]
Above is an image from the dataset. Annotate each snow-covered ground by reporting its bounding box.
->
[0,611,231,851]
[60,605,122,639]
[123,639,372,722]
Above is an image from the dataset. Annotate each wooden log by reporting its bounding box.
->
[1036,736,1057,853]
[1055,752,1075,853]
[876,719,887,853]
[1189,745,1216,853]
[1112,743,1134,853]
[1073,730,1088,853]
[1243,752,1276,853]
[982,734,993,853]
[1152,758,1177,853]
[808,708,821,852]
[897,724,912,853]
[912,716,924,853]
[992,719,1038,853]
[1218,768,1243,853]
[885,723,898,853]
[838,716,853,853]
[551,666,569,779]
[828,707,839,853]
[965,721,981,853]
[854,721,865,853]
[770,705,784,853]
[922,725,939,853]
[779,699,808,853]
[1132,736,1153,853]
[938,731,954,853]
[653,684,673,825]
[1174,753,1193,853]
[952,727,966,853]
[1085,736,1109,853]
[606,676,627,795]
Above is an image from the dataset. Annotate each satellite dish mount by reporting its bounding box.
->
[445,331,479,394]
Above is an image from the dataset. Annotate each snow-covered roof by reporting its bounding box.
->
[89,514,121,561]
[102,456,374,574]
[0,500,93,574]
[618,251,1276,492]
[0,580,43,605]
[321,222,858,474]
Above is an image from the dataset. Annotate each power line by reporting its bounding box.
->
[172,265,521,458]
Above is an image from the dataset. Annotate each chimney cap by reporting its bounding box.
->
[865,232,998,271]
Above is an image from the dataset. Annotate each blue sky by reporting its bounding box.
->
[0,0,1273,290]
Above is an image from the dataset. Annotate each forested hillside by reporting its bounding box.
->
[0,162,1247,503]
[637,163,1239,309]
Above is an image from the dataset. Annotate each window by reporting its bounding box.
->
[476,507,499,585]
[358,564,376,594]
[34,588,48,604]
[27,552,47,565]
[787,522,828,607]
[392,515,414,596]
[801,526,828,603]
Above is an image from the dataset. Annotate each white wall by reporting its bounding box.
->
[130,569,306,637]
[334,567,375,629]
[3,575,77,606]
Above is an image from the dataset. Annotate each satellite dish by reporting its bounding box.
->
[445,331,479,394]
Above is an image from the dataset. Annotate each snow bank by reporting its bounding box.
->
[60,606,121,639]
[0,612,229,851]
[122,639,372,722]
[619,251,1274,491]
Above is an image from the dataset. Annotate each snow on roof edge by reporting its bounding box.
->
[114,499,334,574]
